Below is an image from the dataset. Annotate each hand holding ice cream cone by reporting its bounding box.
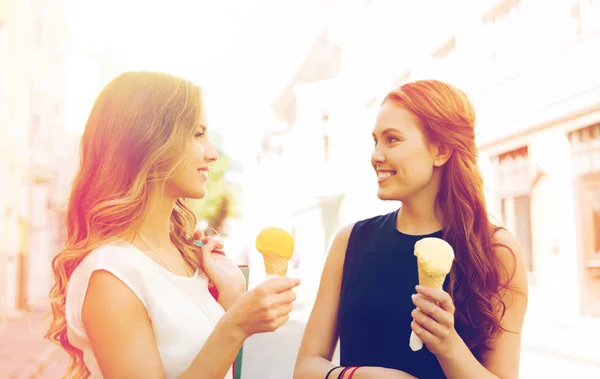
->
[409,237,454,352]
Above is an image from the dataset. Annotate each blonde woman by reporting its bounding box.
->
[46,72,300,379]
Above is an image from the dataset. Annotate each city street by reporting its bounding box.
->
[0,307,67,379]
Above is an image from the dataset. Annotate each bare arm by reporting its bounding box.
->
[83,270,299,379]
[82,270,165,378]
[210,253,246,311]
[194,233,246,311]
[436,230,529,379]
[294,225,416,379]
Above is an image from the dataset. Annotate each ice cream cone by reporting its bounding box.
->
[255,227,294,277]
[410,237,454,352]
[263,255,289,276]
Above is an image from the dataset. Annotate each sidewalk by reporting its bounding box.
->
[0,306,67,378]
[1,292,598,379]
[521,287,600,368]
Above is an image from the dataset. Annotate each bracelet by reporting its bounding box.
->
[337,366,354,379]
[347,366,361,379]
[325,366,342,379]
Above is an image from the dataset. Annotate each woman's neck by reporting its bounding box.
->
[136,195,177,249]
[397,189,444,235]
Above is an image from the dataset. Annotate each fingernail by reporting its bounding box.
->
[411,294,417,299]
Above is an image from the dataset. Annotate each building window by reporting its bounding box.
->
[494,147,534,272]
[496,146,530,196]
[502,195,534,272]
[592,185,600,255]
[569,123,600,176]
[579,172,600,317]
[570,123,600,275]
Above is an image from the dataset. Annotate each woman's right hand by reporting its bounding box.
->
[223,275,301,338]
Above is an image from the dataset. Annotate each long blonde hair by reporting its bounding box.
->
[46,71,205,377]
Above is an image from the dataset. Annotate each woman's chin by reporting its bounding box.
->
[377,188,394,201]
[185,187,207,200]
[377,188,403,202]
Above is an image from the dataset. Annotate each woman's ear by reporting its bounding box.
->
[432,144,452,167]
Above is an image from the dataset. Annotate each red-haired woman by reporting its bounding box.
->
[294,80,528,379]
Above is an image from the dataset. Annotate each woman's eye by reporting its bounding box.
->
[387,136,398,143]
[195,131,204,138]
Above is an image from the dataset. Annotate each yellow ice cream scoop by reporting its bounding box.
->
[255,227,294,275]
[414,237,455,281]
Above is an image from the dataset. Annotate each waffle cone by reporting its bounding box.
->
[263,255,289,276]
[417,264,446,289]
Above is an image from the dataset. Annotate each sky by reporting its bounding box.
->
[62,0,494,160]
[64,0,349,159]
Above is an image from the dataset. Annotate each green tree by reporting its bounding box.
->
[190,132,240,235]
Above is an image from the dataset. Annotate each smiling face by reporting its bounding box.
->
[164,112,219,200]
[371,101,448,202]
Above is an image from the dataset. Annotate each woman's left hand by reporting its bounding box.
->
[411,285,461,358]
[194,230,247,309]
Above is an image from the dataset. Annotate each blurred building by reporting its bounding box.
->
[255,3,399,301]
[247,28,347,295]
[0,1,134,318]
[469,0,600,319]
[0,0,70,316]
[268,0,600,319]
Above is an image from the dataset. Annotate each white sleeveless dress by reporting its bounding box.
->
[65,242,233,379]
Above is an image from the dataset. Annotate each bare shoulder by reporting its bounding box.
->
[493,228,522,256]
[326,223,356,262]
[492,228,529,297]
[82,269,162,377]
[333,223,355,245]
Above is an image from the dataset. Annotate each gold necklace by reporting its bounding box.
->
[137,234,217,326]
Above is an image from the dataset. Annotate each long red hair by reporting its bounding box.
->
[384,80,514,358]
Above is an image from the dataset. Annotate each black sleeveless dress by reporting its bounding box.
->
[338,209,451,378]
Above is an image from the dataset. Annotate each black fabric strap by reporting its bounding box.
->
[325,366,342,379]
